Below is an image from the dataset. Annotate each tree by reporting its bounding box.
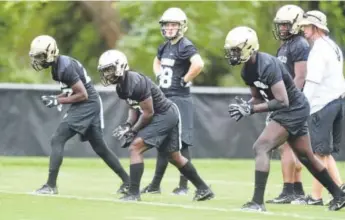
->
[0,1,345,86]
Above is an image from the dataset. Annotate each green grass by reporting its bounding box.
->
[0,157,345,220]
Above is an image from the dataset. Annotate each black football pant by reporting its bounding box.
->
[47,122,129,187]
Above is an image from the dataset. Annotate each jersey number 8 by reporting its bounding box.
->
[159,67,173,89]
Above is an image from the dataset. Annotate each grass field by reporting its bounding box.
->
[0,157,344,220]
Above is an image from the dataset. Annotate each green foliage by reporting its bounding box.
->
[116,1,282,86]
[0,1,345,86]
[0,1,106,84]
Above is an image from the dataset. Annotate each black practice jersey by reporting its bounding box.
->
[241,52,305,108]
[51,55,98,101]
[116,71,172,113]
[157,37,198,97]
[276,35,309,78]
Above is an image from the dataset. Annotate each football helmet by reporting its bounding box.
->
[224,26,259,66]
[98,50,129,86]
[273,5,304,40]
[159,7,188,40]
[29,35,59,71]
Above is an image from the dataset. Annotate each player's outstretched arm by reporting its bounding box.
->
[131,97,154,133]
[57,80,88,104]
[252,81,289,113]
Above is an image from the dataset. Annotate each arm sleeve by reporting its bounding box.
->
[132,78,151,102]
[262,63,283,86]
[60,64,80,87]
[290,39,310,62]
[179,44,198,60]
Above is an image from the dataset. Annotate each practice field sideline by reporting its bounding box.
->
[0,157,344,220]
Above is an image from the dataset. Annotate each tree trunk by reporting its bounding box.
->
[79,1,121,48]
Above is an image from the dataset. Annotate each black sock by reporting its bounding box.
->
[313,168,344,198]
[178,161,207,190]
[151,152,169,188]
[294,182,305,196]
[252,170,269,204]
[179,146,191,188]
[47,170,59,187]
[282,183,294,195]
[129,163,144,194]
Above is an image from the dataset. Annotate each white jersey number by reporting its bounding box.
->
[159,67,173,89]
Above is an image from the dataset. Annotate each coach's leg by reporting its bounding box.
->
[328,107,344,187]
[327,155,343,186]
[88,126,129,184]
[45,122,76,190]
[294,157,304,196]
[280,143,297,195]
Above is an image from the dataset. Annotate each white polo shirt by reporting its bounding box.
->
[304,36,345,114]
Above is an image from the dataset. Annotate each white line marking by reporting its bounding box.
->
[0,190,341,220]
[125,217,155,220]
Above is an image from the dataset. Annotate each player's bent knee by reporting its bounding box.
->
[168,151,186,167]
[128,137,145,155]
[50,134,62,148]
[253,139,274,155]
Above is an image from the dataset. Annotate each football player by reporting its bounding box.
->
[225,26,345,211]
[98,49,214,201]
[29,35,129,194]
[141,7,204,195]
[266,4,309,204]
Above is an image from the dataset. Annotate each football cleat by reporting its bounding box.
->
[328,195,345,211]
[116,182,129,194]
[34,184,58,195]
[171,186,188,195]
[291,195,323,206]
[120,193,141,201]
[140,184,161,194]
[193,187,214,201]
[266,193,295,204]
[241,201,266,212]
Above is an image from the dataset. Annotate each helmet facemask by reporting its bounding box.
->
[98,63,126,86]
[224,39,254,66]
[160,21,186,40]
[29,51,54,71]
[273,7,302,41]
[273,22,294,40]
[224,47,242,66]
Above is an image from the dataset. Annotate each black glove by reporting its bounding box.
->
[112,122,131,139]
[228,96,253,122]
[41,95,59,108]
[180,77,192,87]
[121,130,137,148]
